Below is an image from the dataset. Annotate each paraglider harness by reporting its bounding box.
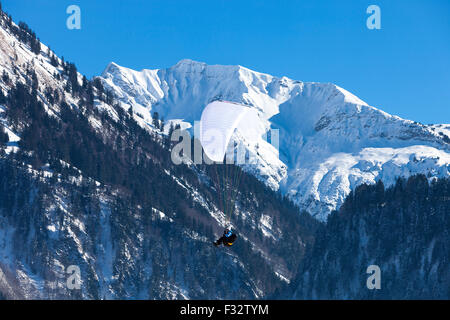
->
[214,229,237,247]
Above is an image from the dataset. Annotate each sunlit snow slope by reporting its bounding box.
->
[100,59,450,221]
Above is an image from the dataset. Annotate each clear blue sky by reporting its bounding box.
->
[2,0,449,124]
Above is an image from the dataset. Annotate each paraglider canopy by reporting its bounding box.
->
[199,100,259,163]
[199,100,261,240]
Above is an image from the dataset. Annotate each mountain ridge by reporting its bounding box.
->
[99,58,450,220]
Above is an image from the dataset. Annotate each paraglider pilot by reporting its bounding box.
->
[214,228,237,247]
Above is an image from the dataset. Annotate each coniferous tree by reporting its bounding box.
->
[152,111,160,130]
[93,77,103,93]
[0,89,5,104]
[31,70,38,90]
[2,69,9,84]
[50,53,59,67]
[0,127,8,146]
[160,117,165,132]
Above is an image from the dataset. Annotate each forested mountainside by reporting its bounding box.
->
[289,175,450,299]
[0,6,318,299]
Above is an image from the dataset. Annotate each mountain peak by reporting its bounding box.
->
[333,85,368,106]
[170,59,245,76]
[174,58,205,66]
[102,61,121,76]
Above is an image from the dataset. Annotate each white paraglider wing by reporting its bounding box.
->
[200,101,256,162]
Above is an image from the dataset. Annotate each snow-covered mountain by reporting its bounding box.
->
[100,59,450,221]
